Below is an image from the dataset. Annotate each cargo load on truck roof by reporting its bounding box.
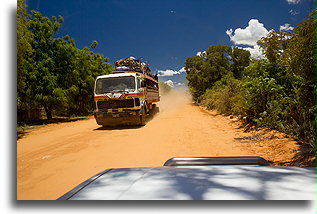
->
[115,57,158,81]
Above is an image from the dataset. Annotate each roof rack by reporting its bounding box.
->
[163,156,269,166]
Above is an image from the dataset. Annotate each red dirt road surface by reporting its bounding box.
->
[17,89,298,200]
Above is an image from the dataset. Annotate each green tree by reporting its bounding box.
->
[186,11,315,164]
[257,30,284,63]
[281,11,316,146]
[25,11,65,119]
[24,11,113,119]
[230,47,251,79]
[237,59,288,121]
[185,45,250,101]
[17,0,33,107]
[65,42,113,115]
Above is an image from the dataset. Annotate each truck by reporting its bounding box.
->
[94,57,160,126]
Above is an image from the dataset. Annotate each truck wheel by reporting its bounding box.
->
[140,115,146,126]
[152,104,159,115]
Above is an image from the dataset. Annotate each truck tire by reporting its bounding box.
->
[151,104,159,115]
[139,115,146,126]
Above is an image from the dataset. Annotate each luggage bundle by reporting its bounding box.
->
[115,57,153,76]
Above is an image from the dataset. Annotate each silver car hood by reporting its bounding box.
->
[58,166,315,200]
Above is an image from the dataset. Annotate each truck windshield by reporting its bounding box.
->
[95,76,136,94]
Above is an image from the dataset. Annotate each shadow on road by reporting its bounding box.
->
[93,108,159,131]
[18,117,89,127]
[94,125,143,131]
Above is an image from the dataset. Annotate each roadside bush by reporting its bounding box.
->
[233,59,315,148]
[186,12,315,163]
[201,74,240,115]
[239,65,286,119]
[236,60,294,127]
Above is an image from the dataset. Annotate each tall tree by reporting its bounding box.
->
[25,11,113,119]
[257,30,284,63]
[17,0,33,107]
[65,42,113,115]
[230,47,251,79]
[25,11,65,119]
[282,11,316,146]
[185,45,250,101]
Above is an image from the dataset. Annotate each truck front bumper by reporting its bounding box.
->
[94,111,142,126]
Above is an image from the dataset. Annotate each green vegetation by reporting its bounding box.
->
[185,11,316,152]
[185,45,250,102]
[17,0,113,120]
[17,0,33,99]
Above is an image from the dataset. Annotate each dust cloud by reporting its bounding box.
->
[156,87,192,118]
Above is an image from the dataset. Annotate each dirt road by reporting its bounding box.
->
[17,89,295,200]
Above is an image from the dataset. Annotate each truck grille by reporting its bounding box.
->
[97,99,135,110]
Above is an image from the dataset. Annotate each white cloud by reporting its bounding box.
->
[157,67,186,77]
[179,67,186,73]
[226,19,270,58]
[289,9,299,16]
[196,51,206,57]
[226,19,269,46]
[164,80,174,87]
[286,0,301,4]
[176,82,185,86]
[157,69,179,76]
[242,45,264,59]
[280,23,294,31]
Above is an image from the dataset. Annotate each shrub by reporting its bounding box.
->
[201,74,240,115]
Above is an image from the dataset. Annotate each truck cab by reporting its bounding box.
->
[94,70,159,126]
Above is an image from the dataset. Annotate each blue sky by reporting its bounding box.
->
[26,0,315,85]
